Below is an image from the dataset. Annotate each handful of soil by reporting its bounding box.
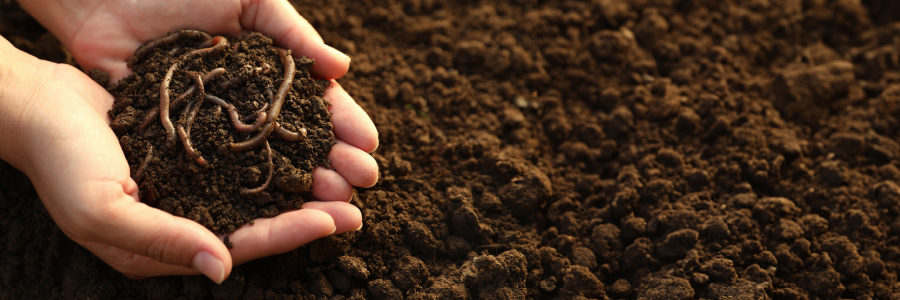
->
[108,30,335,234]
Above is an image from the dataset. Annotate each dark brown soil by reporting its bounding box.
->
[5,0,900,299]
[108,31,333,234]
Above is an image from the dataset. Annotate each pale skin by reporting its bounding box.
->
[0,0,379,283]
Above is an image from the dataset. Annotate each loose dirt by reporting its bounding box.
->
[108,31,334,234]
[4,0,900,299]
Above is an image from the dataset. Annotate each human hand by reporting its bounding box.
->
[11,0,378,282]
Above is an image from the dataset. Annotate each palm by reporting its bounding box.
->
[17,0,377,280]
[66,0,246,81]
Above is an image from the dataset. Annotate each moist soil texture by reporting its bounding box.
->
[108,31,334,234]
[5,0,900,299]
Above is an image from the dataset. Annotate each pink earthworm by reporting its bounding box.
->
[134,145,155,181]
[240,140,273,195]
[188,72,205,97]
[183,73,207,135]
[274,123,307,142]
[230,49,294,151]
[177,124,207,166]
[181,36,227,62]
[243,102,269,122]
[159,63,179,147]
[182,99,203,136]
[127,29,212,67]
[267,49,295,123]
[139,68,225,134]
[204,95,267,133]
[231,122,275,151]
[257,62,272,74]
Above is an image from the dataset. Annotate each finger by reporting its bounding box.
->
[311,166,353,202]
[240,0,350,79]
[302,201,363,234]
[78,240,197,278]
[326,81,379,152]
[329,140,379,188]
[228,208,336,265]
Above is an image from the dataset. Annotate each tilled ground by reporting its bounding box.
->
[4,0,900,299]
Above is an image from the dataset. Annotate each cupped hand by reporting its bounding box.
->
[12,0,378,282]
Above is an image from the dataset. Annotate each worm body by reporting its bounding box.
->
[204,95,268,133]
[134,145,155,180]
[268,49,296,123]
[231,122,275,151]
[140,68,225,134]
[274,123,307,142]
[160,63,179,146]
[240,140,273,195]
[128,29,212,67]
[182,36,227,62]
[243,103,269,122]
[177,124,207,166]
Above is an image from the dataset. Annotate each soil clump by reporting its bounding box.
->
[108,30,334,234]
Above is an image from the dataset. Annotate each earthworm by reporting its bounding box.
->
[243,102,269,122]
[229,49,294,151]
[257,62,272,74]
[231,122,275,151]
[274,123,307,141]
[268,48,296,123]
[237,111,268,133]
[204,95,268,133]
[127,29,212,67]
[138,109,157,134]
[177,124,207,166]
[182,99,203,136]
[139,68,225,134]
[159,63,179,147]
[134,145,154,180]
[240,140,273,195]
[203,94,230,107]
[181,36,227,62]
[189,72,205,97]
[172,67,223,107]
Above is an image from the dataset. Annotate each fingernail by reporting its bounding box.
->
[192,251,225,284]
[328,45,350,63]
[356,222,364,231]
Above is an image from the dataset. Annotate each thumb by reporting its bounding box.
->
[27,116,235,283]
[240,0,350,79]
[17,69,233,283]
[79,186,235,284]
[26,120,235,283]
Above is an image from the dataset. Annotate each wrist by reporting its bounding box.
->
[0,36,53,175]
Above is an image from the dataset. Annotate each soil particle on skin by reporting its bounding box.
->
[8,0,900,299]
[108,30,334,234]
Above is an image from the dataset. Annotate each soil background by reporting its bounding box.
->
[4,0,900,299]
